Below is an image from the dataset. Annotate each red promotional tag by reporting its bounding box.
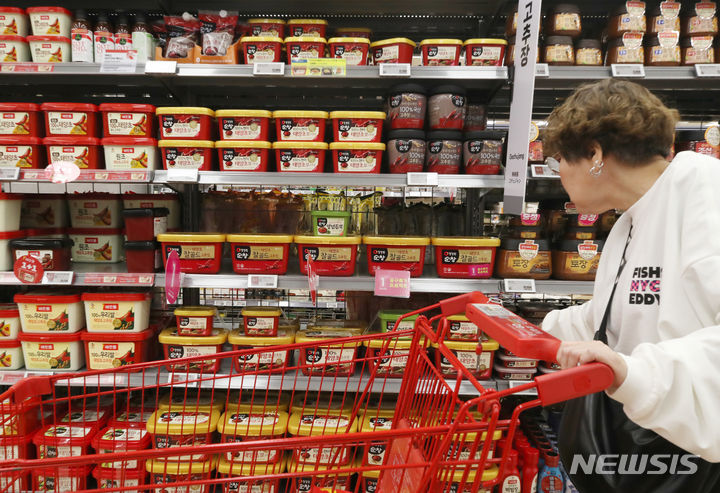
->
[13,255,43,284]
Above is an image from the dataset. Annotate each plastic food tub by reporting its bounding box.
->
[101,137,158,170]
[288,460,355,492]
[123,193,181,231]
[494,363,537,381]
[288,19,328,38]
[311,210,351,236]
[158,327,228,373]
[335,27,373,39]
[146,409,220,461]
[81,328,154,370]
[9,237,73,271]
[146,458,216,493]
[0,339,22,370]
[216,140,271,171]
[217,458,286,493]
[92,426,151,470]
[157,233,226,274]
[444,314,483,341]
[19,330,85,370]
[434,339,499,380]
[0,7,28,36]
[448,429,503,465]
[217,410,288,463]
[377,309,418,333]
[82,292,151,333]
[273,110,328,142]
[41,102,98,137]
[92,467,146,491]
[370,38,416,64]
[68,228,124,263]
[359,409,395,466]
[330,142,385,173]
[295,325,364,377]
[328,37,370,65]
[0,136,44,168]
[156,107,215,140]
[28,35,70,62]
[0,103,41,136]
[274,141,328,172]
[125,241,160,273]
[14,292,83,333]
[288,411,357,466]
[0,231,24,270]
[248,18,286,38]
[239,36,283,63]
[158,390,225,414]
[241,306,281,336]
[174,306,217,337]
[228,328,294,372]
[108,408,154,430]
[364,338,412,377]
[0,35,29,62]
[27,7,71,36]
[295,235,361,276]
[496,352,538,369]
[21,195,68,228]
[0,304,20,339]
[98,103,156,138]
[122,208,168,242]
[432,237,501,278]
[419,39,463,65]
[0,193,21,231]
[285,36,327,62]
[25,228,67,239]
[464,38,508,66]
[227,233,293,275]
[34,466,92,492]
[44,136,101,169]
[330,111,385,143]
[216,110,272,141]
[159,140,214,170]
[0,433,33,461]
[363,235,430,277]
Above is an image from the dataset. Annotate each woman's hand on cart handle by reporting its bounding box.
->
[557,340,628,393]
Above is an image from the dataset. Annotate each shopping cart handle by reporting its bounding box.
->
[439,291,490,317]
[535,362,614,406]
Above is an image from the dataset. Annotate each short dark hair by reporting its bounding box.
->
[544,79,679,166]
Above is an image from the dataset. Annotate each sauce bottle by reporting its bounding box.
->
[115,14,132,51]
[94,13,115,62]
[71,9,93,63]
[523,447,540,493]
[132,13,155,61]
[539,451,565,493]
[497,449,522,493]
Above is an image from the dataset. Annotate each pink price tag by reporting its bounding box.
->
[306,256,319,304]
[165,250,181,304]
[374,269,411,298]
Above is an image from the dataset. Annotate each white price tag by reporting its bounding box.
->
[530,165,560,178]
[261,300,279,307]
[41,271,74,285]
[100,49,138,73]
[166,168,199,183]
[695,64,720,77]
[252,62,285,76]
[611,64,645,78]
[534,63,549,77]
[406,172,439,186]
[167,373,199,387]
[144,60,178,74]
[0,272,17,284]
[325,301,340,309]
[509,380,538,394]
[0,168,19,181]
[247,274,279,289]
[503,278,537,293]
[379,63,411,77]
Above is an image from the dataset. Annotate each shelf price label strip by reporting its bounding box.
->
[83,273,155,286]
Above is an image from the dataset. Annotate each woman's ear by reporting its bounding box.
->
[589,142,604,164]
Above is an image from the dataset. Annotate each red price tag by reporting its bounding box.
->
[13,255,44,284]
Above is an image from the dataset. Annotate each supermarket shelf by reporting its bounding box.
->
[0,264,154,287]
[534,66,720,91]
[495,379,538,396]
[204,299,346,310]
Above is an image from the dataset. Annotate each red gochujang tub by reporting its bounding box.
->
[295,235,360,277]
[363,236,430,277]
[227,234,293,275]
[98,103,156,138]
[0,103,41,136]
[40,102,98,137]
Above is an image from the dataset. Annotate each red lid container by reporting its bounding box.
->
[92,466,147,489]
[124,241,160,273]
[40,102,98,137]
[33,423,99,459]
[9,237,73,271]
[0,103,41,137]
[0,433,34,460]
[33,466,91,492]
[81,328,155,370]
[98,103,156,138]
[0,136,44,168]
[295,235,361,276]
[227,234,292,275]
[122,207,169,242]
[43,136,101,169]
[108,408,154,429]
[0,469,29,492]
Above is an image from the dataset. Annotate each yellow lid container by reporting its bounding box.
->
[239,35,283,44]
[156,107,215,117]
[329,111,386,120]
[290,392,352,415]
[453,428,503,442]
[158,390,225,413]
[241,306,282,318]
[173,306,217,318]
[288,411,358,436]
[370,38,417,48]
[432,339,500,352]
[362,235,430,246]
[272,141,329,150]
[272,110,329,119]
[227,233,293,244]
[146,457,217,475]
[227,389,290,413]
[440,465,499,483]
[419,38,464,46]
[215,140,272,149]
[288,19,328,25]
[284,36,327,44]
[217,455,287,475]
[217,410,289,436]
[431,237,501,247]
[157,233,226,243]
[363,338,413,350]
[293,234,361,245]
[158,140,214,148]
[146,409,220,435]
[215,109,274,118]
[329,142,386,151]
[228,328,294,346]
[158,328,228,345]
[336,27,372,35]
[363,469,381,479]
[288,459,359,473]
[328,37,371,44]
[359,411,395,432]
[248,18,286,24]
[464,38,508,46]
[308,319,367,332]
[295,328,364,343]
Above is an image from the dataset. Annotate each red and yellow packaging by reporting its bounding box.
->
[216,140,271,171]
[228,328,295,372]
[0,103,41,136]
[158,327,228,373]
[295,235,360,276]
[363,235,429,277]
[156,107,214,141]
[227,234,292,275]
[81,329,155,370]
[158,233,225,274]
[40,102,98,137]
[146,409,220,461]
[432,237,501,279]
[98,103,156,138]
[159,140,214,171]
[215,109,272,141]
[43,136,101,169]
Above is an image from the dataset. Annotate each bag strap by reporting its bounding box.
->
[596,223,634,344]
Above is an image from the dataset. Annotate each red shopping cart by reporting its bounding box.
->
[0,291,611,493]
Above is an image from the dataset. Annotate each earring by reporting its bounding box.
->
[589,160,604,177]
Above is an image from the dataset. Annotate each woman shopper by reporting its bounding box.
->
[540,79,720,493]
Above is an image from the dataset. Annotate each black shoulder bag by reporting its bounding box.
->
[559,225,720,492]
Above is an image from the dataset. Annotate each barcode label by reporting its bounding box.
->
[247,274,279,288]
[407,172,439,186]
[379,63,411,77]
[695,64,720,77]
[41,271,74,285]
[0,168,19,181]
[503,278,537,293]
[534,63,549,77]
[253,62,285,76]
[611,64,645,78]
